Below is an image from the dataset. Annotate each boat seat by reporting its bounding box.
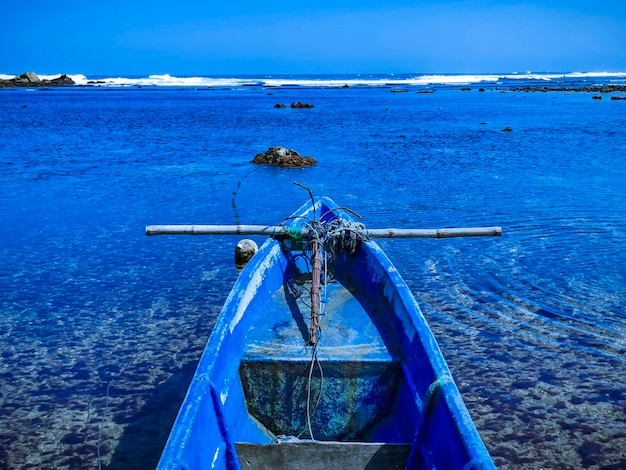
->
[235,441,411,470]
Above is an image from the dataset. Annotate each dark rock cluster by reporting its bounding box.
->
[0,72,75,88]
[290,101,315,108]
[506,85,626,93]
[274,102,315,108]
[251,146,317,168]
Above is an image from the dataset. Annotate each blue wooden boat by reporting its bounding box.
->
[151,196,497,470]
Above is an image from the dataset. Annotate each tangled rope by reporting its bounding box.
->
[279,188,370,440]
[294,217,368,263]
[320,218,368,257]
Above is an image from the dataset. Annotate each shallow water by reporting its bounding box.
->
[1,80,625,469]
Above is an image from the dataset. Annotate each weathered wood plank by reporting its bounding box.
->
[235,441,411,470]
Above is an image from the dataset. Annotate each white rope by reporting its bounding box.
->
[97,379,112,470]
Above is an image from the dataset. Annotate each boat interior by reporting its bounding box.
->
[229,244,433,469]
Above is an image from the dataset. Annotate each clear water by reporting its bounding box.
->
[1,80,625,469]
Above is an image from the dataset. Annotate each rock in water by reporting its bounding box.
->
[48,74,75,86]
[0,72,75,88]
[290,101,315,108]
[21,72,41,83]
[251,146,317,168]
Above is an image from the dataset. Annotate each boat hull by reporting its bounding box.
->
[157,197,495,470]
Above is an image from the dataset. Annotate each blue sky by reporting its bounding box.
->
[3,0,626,75]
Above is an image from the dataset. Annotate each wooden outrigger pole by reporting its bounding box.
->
[145,224,502,238]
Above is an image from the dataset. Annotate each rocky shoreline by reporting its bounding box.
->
[504,84,626,93]
[0,72,75,88]
[1,72,624,96]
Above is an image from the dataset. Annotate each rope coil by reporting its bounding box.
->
[322,219,368,256]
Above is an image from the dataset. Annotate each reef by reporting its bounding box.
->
[504,84,626,93]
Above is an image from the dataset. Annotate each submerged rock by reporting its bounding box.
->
[251,146,317,168]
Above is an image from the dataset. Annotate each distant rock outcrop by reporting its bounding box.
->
[20,72,40,83]
[0,72,75,88]
[251,146,317,168]
[46,74,75,86]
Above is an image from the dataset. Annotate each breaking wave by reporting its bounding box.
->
[3,71,625,88]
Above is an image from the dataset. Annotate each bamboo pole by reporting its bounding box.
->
[145,225,284,236]
[366,227,502,238]
[145,224,502,238]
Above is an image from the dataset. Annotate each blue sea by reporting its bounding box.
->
[1,72,625,469]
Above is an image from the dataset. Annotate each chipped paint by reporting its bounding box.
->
[210,447,220,468]
[228,243,281,334]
